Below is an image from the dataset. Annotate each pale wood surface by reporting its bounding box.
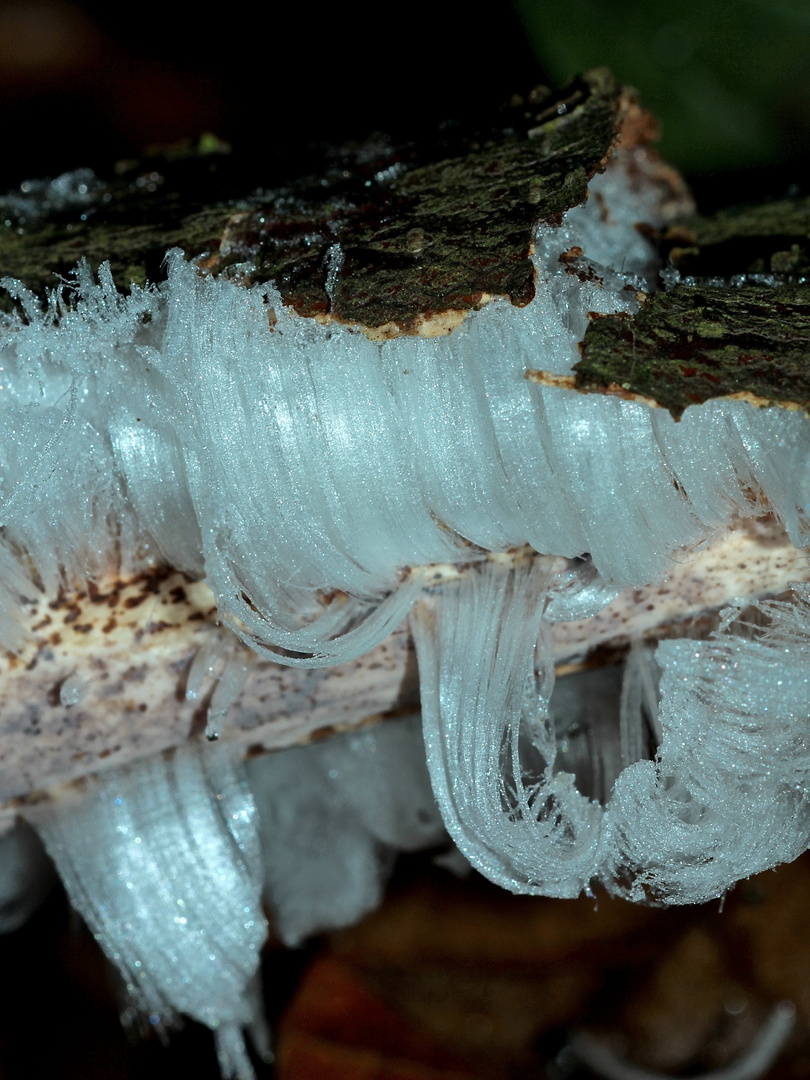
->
[1,514,806,824]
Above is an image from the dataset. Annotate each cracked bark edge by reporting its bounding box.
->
[549,195,810,420]
[0,69,635,335]
[570,283,810,420]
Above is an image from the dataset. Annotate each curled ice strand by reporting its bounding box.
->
[416,571,810,903]
[183,622,250,738]
[412,559,603,898]
[605,585,810,904]
[219,568,426,667]
[562,1001,796,1080]
[185,626,233,702]
[184,627,253,740]
[206,652,251,741]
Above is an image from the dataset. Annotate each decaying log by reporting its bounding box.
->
[1,66,808,829]
[1,514,807,827]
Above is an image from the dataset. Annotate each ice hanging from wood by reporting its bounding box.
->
[607,589,810,904]
[412,559,603,898]
[247,711,446,945]
[1,136,810,927]
[414,566,810,903]
[2,153,809,667]
[34,743,268,1079]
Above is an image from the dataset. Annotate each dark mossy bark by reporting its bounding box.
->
[576,283,810,418]
[0,70,626,332]
[664,195,810,280]
[574,197,810,418]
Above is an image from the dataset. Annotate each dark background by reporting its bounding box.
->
[0,0,540,189]
[1,0,809,207]
[2,3,810,1077]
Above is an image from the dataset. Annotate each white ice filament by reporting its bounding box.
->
[415,567,810,904]
[607,589,810,904]
[412,560,602,898]
[247,712,445,945]
[2,157,809,666]
[34,742,268,1079]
